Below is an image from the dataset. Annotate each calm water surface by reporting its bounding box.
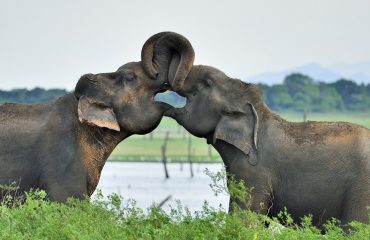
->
[95,162,229,212]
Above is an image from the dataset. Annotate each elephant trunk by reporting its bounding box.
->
[141,32,171,79]
[141,32,195,91]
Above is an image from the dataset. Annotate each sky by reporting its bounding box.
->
[0,0,370,90]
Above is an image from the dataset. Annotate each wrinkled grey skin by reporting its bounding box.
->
[0,32,194,202]
[165,65,370,227]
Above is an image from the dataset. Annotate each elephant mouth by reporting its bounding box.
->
[150,82,171,101]
[153,82,188,108]
[160,88,191,117]
[163,98,188,119]
[161,82,171,91]
[150,83,176,113]
[153,82,171,96]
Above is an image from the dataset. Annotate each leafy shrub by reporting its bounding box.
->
[0,174,369,239]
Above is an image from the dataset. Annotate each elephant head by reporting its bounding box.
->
[165,65,264,165]
[75,32,195,135]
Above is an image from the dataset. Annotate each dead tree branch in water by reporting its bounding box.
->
[188,134,194,178]
[157,195,172,208]
[161,131,170,179]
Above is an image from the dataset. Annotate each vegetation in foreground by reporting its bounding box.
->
[0,174,369,240]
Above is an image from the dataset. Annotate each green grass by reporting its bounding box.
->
[110,112,370,162]
[0,190,368,240]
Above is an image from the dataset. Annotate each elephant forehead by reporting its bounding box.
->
[130,63,146,79]
[117,61,139,71]
[210,83,239,107]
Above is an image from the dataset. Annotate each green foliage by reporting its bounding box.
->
[0,184,369,239]
[315,83,345,111]
[205,167,253,211]
[330,79,370,111]
[260,73,370,112]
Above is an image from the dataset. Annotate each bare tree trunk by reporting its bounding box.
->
[303,107,307,122]
[208,145,212,158]
[161,131,170,179]
[180,130,185,171]
[188,135,194,178]
[182,129,186,140]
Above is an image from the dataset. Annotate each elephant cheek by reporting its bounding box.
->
[115,108,141,133]
[134,107,163,133]
[175,115,198,135]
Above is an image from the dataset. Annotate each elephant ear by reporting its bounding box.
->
[77,95,120,132]
[213,103,259,165]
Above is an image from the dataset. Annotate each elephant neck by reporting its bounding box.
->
[57,93,129,195]
[212,140,250,173]
[78,124,128,195]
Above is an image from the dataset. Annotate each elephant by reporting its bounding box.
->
[0,32,194,202]
[164,63,370,227]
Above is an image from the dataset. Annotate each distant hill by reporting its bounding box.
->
[329,61,370,83]
[247,61,370,85]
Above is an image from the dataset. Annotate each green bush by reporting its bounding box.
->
[0,183,369,239]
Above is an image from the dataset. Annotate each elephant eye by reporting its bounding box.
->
[124,72,136,82]
[203,78,212,88]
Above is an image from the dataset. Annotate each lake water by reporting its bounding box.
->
[95,162,229,212]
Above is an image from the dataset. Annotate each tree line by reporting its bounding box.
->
[1,73,370,112]
[0,88,68,104]
[259,73,370,112]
